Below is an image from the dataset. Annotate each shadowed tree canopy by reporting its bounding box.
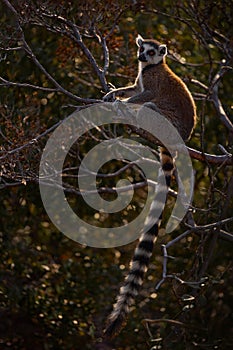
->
[0,1,232,349]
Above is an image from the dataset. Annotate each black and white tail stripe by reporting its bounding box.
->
[104,147,174,338]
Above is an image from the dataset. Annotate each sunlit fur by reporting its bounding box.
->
[103,34,197,339]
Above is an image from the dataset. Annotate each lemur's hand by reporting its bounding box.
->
[103,89,127,102]
[103,90,116,102]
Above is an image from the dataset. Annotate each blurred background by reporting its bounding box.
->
[0,1,232,349]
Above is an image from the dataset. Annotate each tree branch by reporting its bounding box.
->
[2,0,102,104]
[210,65,233,133]
[0,77,58,92]
[187,147,232,165]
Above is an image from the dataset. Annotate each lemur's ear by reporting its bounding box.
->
[136,34,144,47]
[158,44,167,56]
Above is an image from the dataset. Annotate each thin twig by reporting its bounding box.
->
[0,77,59,92]
[2,0,101,103]
[0,121,62,160]
[142,318,207,332]
[187,147,232,165]
[210,65,233,133]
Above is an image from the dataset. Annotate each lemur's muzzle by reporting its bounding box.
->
[138,53,147,62]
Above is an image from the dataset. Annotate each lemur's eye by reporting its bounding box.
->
[148,50,155,56]
[139,46,144,53]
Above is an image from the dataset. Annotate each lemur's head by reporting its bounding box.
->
[136,34,167,66]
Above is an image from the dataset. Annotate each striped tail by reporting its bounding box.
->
[104,147,174,338]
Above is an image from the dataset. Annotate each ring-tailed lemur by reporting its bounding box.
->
[103,34,197,338]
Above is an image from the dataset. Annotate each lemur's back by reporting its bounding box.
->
[140,62,196,140]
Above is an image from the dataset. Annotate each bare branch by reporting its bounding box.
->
[219,230,233,242]
[21,36,100,103]
[1,0,102,104]
[0,121,62,160]
[69,23,108,91]
[0,77,58,92]
[189,78,209,91]
[187,147,232,165]
[142,318,206,331]
[128,124,232,165]
[0,46,23,51]
[209,66,233,133]
[96,31,109,74]
[186,217,233,231]
[2,0,18,15]
[35,10,109,91]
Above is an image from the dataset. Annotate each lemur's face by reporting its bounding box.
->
[136,35,167,65]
